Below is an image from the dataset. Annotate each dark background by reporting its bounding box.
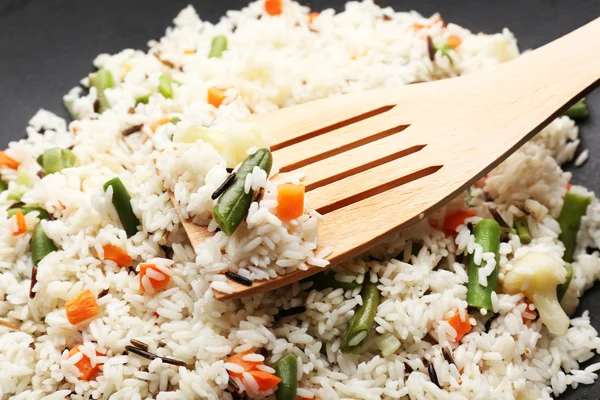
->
[1,0,599,398]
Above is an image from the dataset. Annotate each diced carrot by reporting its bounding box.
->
[65,289,100,325]
[567,183,573,191]
[277,183,305,221]
[58,200,67,210]
[184,49,196,55]
[101,244,132,267]
[72,126,79,133]
[12,210,27,236]
[139,263,170,293]
[151,118,170,133]
[447,34,462,49]
[249,370,282,391]
[0,151,20,170]
[519,300,538,324]
[308,11,319,25]
[474,174,488,188]
[265,0,283,16]
[442,209,476,235]
[207,86,227,108]
[226,350,261,378]
[69,345,104,381]
[446,311,472,342]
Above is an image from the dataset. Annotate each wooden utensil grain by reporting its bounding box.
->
[171,17,600,300]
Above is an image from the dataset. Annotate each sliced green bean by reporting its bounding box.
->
[557,263,573,302]
[8,205,49,220]
[158,74,173,99]
[103,177,140,238]
[170,117,181,124]
[89,69,114,113]
[434,42,453,64]
[135,94,150,105]
[302,270,360,291]
[213,149,272,236]
[514,216,531,244]
[31,222,57,265]
[17,167,34,188]
[63,98,78,120]
[340,278,380,354]
[564,98,588,120]
[37,148,76,174]
[208,35,228,58]
[274,354,297,400]
[0,180,6,193]
[558,192,591,262]
[375,332,401,357]
[7,186,28,202]
[467,219,500,311]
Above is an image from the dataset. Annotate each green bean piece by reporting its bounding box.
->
[558,192,591,262]
[158,74,173,99]
[514,216,531,244]
[340,279,380,354]
[564,99,589,120]
[8,206,49,220]
[467,219,501,311]
[7,186,28,202]
[208,35,228,58]
[103,177,140,238]
[17,167,34,188]
[135,94,150,105]
[302,270,361,291]
[31,222,57,266]
[37,148,76,174]
[170,117,182,124]
[557,263,574,302]
[213,149,272,236]
[89,69,114,113]
[0,180,6,193]
[375,332,401,357]
[274,354,297,400]
[63,98,78,120]
[434,42,454,64]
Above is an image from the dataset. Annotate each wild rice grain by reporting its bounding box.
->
[130,339,150,351]
[0,319,20,331]
[122,124,143,136]
[427,36,435,61]
[124,345,186,367]
[274,305,307,321]
[98,288,110,298]
[225,271,253,286]
[29,265,38,299]
[428,362,440,388]
[211,172,237,200]
[442,347,455,365]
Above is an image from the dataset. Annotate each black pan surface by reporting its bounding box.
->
[0,0,599,398]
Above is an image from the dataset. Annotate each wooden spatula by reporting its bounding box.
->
[171,17,600,300]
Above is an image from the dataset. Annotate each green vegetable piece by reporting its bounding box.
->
[103,177,140,238]
[557,262,573,302]
[89,69,114,113]
[31,222,57,265]
[213,149,272,236]
[135,94,151,105]
[158,74,173,99]
[8,206,49,220]
[8,185,28,201]
[375,332,401,357]
[434,42,454,64]
[514,216,531,244]
[340,279,380,354]
[558,192,591,262]
[467,219,501,311]
[170,117,182,124]
[0,180,6,193]
[564,99,589,120]
[208,35,228,58]
[274,354,298,400]
[37,148,76,174]
[63,98,78,120]
[303,270,361,291]
[17,167,34,188]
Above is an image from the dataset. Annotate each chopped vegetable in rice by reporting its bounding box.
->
[1,1,600,399]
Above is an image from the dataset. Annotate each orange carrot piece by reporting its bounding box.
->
[13,210,27,236]
[65,289,100,325]
[446,311,472,342]
[249,370,282,391]
[69,345,104,381]
[226,350,261,378]
[277,183,305,221]
[101,244,132,267]
[207,86,227,108]
[447,34,462,49]
[443,209,476,235]
[567,183,573,191]
[308,11,319,24]
[151,118,170,133]
[0,151,20,169]
[139,263,170,293]
[265,0,283,16]
[474,174,488,188]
